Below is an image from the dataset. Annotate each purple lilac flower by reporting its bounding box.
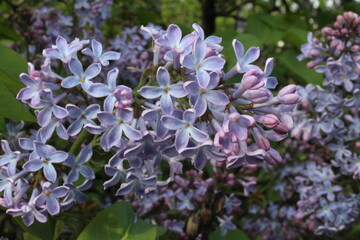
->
[23,142,68,182]
[34,182,69,215]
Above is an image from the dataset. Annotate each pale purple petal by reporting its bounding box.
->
[243,47,260,65]
[61,76,80,88]
[84,63,101,80]
[196,69,210,89]
[175,128,190,151]
[169,83,187,98]
[46,197,60,215]
[122,124,142,140]
[88,83,111,97]
[161,116,185,130]
[23,160,44,172]
[204,90,229,105]
[160,93,174,114]
[138,86,164,99]
[157,67,170,87]
[69,58,83,77]
[200,56,225,71]
[189,126,209,142]
[43,163,57,182]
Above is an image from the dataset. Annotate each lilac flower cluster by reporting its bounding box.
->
[294,11,360,179]
[0,23,299,226]
[124,170,243,238]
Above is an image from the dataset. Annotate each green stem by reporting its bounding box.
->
[69,129,89,155]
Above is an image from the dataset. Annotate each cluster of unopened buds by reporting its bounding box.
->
[0,23,300,226]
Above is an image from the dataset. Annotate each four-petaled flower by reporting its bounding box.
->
[23,142,68,182]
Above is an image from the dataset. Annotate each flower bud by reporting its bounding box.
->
[261,114,280,128]
[241,69,264,90]
[114,86,134,109]
[273,122,289,134]
[277,84,300,104]
[245,88,271,103]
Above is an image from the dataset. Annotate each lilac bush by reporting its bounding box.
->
[0,21,300,231]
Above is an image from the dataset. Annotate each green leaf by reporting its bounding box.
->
[283,28,308,47]
[209,228,250,240]
[78,202,158,240]
[23,232,41,240]
[0,43,27,80]
[278,50,323,86]
[0,82,36,122]
[15,217,53,240]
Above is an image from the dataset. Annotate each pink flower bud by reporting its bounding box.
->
[278,85,300,104]
[114,86,134,109]
[261,114,280,128]
[241,69,264,90]
[273,122,289,134]
[245,88,270,103]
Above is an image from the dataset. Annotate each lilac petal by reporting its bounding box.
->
[44,163,57,182]
[200,56,225,71]
[79,165,95,179]
[35,143,55,158]
[39,121,56,141]
[52,186,69,198]
[66,104,82,118]
[43,48,61,60]
[229,122,248,141]
[106,68,119,90]
[169,83,187,98]
[92,39,102,57]
[233,39,244,60]
[56,36,68,54]
[194,149,207,170]
[175,128,190,151]
[104,96,116,112]
[84,63,101,80]
[243,47,260,65]
[107,125,123,148]
[192,23,204,39]
[204,90,229,105]
[23,160,44,171]
[61,76,80,88]
[194,38,206,64]
[178,33,197,51]
[56,123,69,140]
[97,112,118,126]
[160,93,174,114]
[265,77,278,89]
[207,72,220,89]
[34,194,47,206]
[194,95,207,117]
[138,86,164,99]
[19,138,34,151]
[123,124,142,140]
[20,74,36,86]
[118,109,133,122]
[157,67,170,87]
[53,105,68,119]
[161,116,185,130]
[33,211,47,223]
[116,181,135,196]
[50,151,68,163]
[68,119,84,136]
[184,81,200,96]
[264,58,274,77]
[88,83,111,97]
[68,168,79,183]
[100,51,121,66]
[37,107,52,127]
[167,24,182,47]
[190,126,209,142]
[22,213,35,226]
[4,186,13,205]
[69,58,83,77]
[84,104,100,119]
[182,55,195,69]
[196,69,210,89]
[46,197,60,215]
[183,109,196,123]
